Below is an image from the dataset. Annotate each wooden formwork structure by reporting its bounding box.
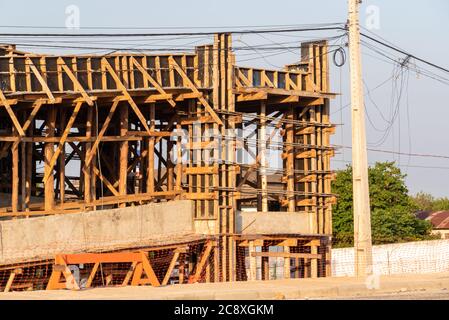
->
[0,34,335,285]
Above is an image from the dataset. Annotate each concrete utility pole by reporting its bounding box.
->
[347,0,373,277]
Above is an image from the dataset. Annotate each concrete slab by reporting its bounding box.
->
[236,211,311,234]
[0,200,194,265]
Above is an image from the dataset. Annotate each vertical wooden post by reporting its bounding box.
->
[286,106,295,212]
[147,103,155,193]
[261,246,269,280]
[119,102,128,207]
[25,121,34,213]
[284,246,291,279]
[175,123,182,191]
[311,245,318,278]
[44,106,56,211]
[84,105,93,208]
[179,253,185,284]
[295,258,300,278]
[11,129,19,214]
[248,241,257,281]
[59,109,66,205]
[259,101,268,212]
[20,138,26,211]
[167,140,174,192]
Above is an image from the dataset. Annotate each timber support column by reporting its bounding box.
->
[11,129,19,214]
[84,105,93,208]
[119,102,128,207]
[44,106,56,212]
[147,103,155,194]
[285,106,296,212]
[259,101,268,212]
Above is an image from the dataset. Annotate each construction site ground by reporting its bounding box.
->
[0,272,448,300]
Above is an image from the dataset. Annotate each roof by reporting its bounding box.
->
[419,211,449,230]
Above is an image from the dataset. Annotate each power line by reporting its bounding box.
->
[0,26,345,37]
[0,22,344,30]
[332,159,449,171]
[335,145,449,160]
[360,32,449,74]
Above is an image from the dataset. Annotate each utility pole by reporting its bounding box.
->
[347,0,373,277]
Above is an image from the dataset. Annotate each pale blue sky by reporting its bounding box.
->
[1,0,448,197]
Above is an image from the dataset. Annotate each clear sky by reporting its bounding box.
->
[1,0,448,197]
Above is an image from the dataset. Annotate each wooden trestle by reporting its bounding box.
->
[0,34,336,284]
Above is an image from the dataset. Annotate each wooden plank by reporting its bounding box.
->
[26,58,55,102]
[122,262,138,286]
[84,100,120,167]
[0,88,25,136]
[11,129,19,213]
[188,241,213,283]
[85,262,99,288]
[42,102,83,184]
[183,166,218,175]
[147,104,155,193]
[162,252,180,285]
[93,166,119,196]
[61,252,143,264]
[248,240,257,281]
[4,269,20,292]
[183,192,216,200]
[44,106,56,211]
[57,58,94,106]
[251,252,321,259]
[102,58,152,134]
[168,56,223,126]
[130,57,176,107]
[140,252,161,287]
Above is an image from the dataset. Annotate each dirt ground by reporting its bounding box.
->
[1,272,448,300]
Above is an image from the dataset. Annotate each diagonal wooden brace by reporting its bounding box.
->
[42,101,83,183]
[102,58,152,135]
[0,89,25,136]
[84,100,120,167]
[130,57,176,107]
[168,56,223,126]
[57,57,94,106]
[26,57,56,103]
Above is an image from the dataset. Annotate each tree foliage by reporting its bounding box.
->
[410,192,449,212]
[332,161,433,247]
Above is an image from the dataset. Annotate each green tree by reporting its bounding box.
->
[411,192,449,212]
[332,161,433,247]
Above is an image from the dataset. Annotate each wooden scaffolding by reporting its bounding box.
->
[0,34,336,284]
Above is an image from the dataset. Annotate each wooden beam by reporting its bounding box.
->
[57,57,94,106]
[140,252,161,287]
[102,58,152,134]
[26,58,55,102]
[42,101,83,184]
[168,56,223,126]
[84,100,120,167]
[130,57,176,107]
[162,251,180,285]
[93,166,119,196]
[4,269,22,293]
[44,106,56,211]
[251,252,321,259]
[188,241,213,283]
[85,262,99,288]
[0,88,25,136]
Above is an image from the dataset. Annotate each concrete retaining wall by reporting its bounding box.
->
[0,200,194,265]
[236,211,311,234]
[332,239,449,276]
